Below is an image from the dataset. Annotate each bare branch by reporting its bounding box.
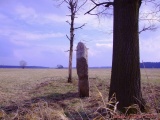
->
[64,0,69,4]
[95,7,113,16]
[64,50,70,52]
[75,0,87,13]
[53,0,64,6]
[84,2,114,15]
[84,5,97,15]
[90,0,96,5]
[55,0,69,6]
[140,18,160,22]
[66,35,70,41]
[105,2,114,7]
[66,20,71,25]
[74,23,86,29]
[139,25,158,34]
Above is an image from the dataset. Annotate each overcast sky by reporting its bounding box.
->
[0,0,160,67]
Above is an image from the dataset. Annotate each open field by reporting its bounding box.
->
[0,68,160,119]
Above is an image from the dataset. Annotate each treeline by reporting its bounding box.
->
[140,62,160,68]
[1,63,160,69]
[0,65,49,69]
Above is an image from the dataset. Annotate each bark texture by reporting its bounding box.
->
[109,0,145,112]
[76,42,89,97]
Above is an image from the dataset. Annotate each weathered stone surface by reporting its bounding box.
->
[76,42,89,97]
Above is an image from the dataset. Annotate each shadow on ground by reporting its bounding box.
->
[1,91,78,114]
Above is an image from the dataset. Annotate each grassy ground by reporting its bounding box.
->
[0,68,159,119]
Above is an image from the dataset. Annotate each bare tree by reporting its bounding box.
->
[20,60,27,69]
[57,64,64,69]
[85,0,160,113]
[55,0,87,83]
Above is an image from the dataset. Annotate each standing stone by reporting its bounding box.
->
[76,42,89,97]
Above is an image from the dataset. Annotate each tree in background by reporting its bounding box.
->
[20,60,27,69]
[57,64,64,69]
[55,0,87,83]
[86,0,160,112]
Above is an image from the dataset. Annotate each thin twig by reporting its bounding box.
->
[66,35,70,41]
[74,23,86,29]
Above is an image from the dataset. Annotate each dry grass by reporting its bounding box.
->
[141,68,160,84]
[0,68,159,119]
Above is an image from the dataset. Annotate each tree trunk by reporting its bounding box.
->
[68,7,75,83]
[68,41,73,83]
[109,0,145,112]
